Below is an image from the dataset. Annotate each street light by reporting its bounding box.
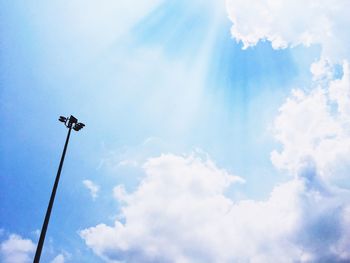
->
[33,115,85,263]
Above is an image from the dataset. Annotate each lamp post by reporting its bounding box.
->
[33,115,85,263]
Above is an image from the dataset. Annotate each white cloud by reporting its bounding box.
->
[272,62,350,186]
[83,180,100,200]
[50,253,65,263]
[0,234,35,263]
[226,0,350,63]
[113,185,127,202]
[80,153,350,262]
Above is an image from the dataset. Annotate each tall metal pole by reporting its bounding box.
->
[33,123,73,263]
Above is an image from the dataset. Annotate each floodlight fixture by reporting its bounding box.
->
[73,122,85,131]
[68,115,77,125]
[59,116,67,123]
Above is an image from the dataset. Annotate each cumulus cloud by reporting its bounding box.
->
[225,0,350,186]
[272,62,350,186]
[0,234,35,263]
[226,0,350,63]
[50,253,65,263]
[83,180,100,200]
[80,152,350,262]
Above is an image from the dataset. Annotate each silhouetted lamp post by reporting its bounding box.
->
[33,115,85,263]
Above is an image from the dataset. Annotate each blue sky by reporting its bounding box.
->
[1,0,350,262]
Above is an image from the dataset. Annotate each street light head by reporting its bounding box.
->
[59,116,67,123]
[73,122,85,131]
[59,115,84,130]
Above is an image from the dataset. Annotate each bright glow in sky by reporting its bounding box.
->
[1,0,350,262]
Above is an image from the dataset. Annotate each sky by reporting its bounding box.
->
[1,0,350,262]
